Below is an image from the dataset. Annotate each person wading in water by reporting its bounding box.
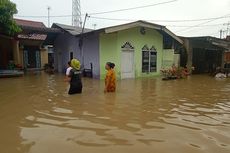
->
[104,62,116,93]
[67,59,83,95]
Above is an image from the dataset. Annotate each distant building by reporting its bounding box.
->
[48,20,183,79]
[0,19,61,70]
[224,36,230,67]
[181,36,230,74]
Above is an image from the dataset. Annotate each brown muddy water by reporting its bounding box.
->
[0,73,230,153]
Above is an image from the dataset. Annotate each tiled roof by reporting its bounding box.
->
[15,19,46,28]
[17,34,47,41]
[15,18,47,41]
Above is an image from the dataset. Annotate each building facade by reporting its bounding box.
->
[51,21,183,79]
[0,19,61,71]
[182,36,230,74]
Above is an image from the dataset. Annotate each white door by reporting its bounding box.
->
[121,51,135,79]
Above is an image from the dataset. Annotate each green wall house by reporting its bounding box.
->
[51,20,183,79]
[98,21,183,79]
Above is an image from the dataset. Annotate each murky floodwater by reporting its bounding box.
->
[0,73,230,153]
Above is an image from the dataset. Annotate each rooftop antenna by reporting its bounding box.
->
[47,6,51,27]
[72,0,82,27]
[92,23,97,30]
[224,22,230,36]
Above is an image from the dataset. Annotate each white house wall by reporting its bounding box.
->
[54,33,80,73]
[54,32,100,78]
[82,33,100,79]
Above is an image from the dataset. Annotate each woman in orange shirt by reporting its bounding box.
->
[104,62,116,93]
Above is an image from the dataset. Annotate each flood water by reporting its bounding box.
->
[0,73,230,153]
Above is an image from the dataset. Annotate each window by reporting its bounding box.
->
[142,45,149,73]
[142,45,157,73]
[150,51,157,72]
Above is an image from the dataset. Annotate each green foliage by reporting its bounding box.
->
[0,0,21,36]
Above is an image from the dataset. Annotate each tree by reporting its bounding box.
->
[0,0,21,36]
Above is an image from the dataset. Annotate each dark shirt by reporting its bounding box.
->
[69,69,82,84]
[68,69,82,94]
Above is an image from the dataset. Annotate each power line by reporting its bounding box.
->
[15,14,84,18]
[89,15,230,23]
[166,23,227,27]
[89,16,228,28]
[14,0,230,24]
[89,16,133,21]
[15,13,230,23]
[15,0,178,18]
[88,16,228,35]
[175,13,230,33]
[88,0,178,15]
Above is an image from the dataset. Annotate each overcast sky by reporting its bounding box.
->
[11,0,230,38]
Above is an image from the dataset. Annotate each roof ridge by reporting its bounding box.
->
[14,18,46,28]
[14,18,44,24]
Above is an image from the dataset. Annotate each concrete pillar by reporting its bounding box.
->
[19,47,24,67]
[12,40,20,65]
[221,51,225,68]
[40,48,48,68]
[184,39,193,69]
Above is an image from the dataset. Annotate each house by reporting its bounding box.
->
[48,23,93,74]
[0,19,61,71]
[224,36,230,68]
[49,20,183,79]
[181,36,230,74]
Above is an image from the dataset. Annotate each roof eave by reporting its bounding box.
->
[104,21,183,44]
[105,21,162,34]
[162,28,184,44]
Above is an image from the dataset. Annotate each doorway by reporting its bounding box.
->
[121,51,135,79]
[121,42,135,79]
[23,46,41,69]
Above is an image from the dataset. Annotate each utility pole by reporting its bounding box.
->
[222,22,230,38]
[81,13,89,34]
[47,6,51,27]
[225,22,230,36]
[79,13,89,69]
[220,29,223,39]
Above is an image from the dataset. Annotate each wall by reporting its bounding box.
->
[173,54,180,67]
[224,52,230,63]
[99,27,163,79]
[54,32,100,78]
[82,33,100,78]
[99,32,119,79]
[0,35,13,69]
[12,40,20,65]
[54,33,80,73]
[162,49,174,68]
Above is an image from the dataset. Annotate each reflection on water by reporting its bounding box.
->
[0,73,230,153]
